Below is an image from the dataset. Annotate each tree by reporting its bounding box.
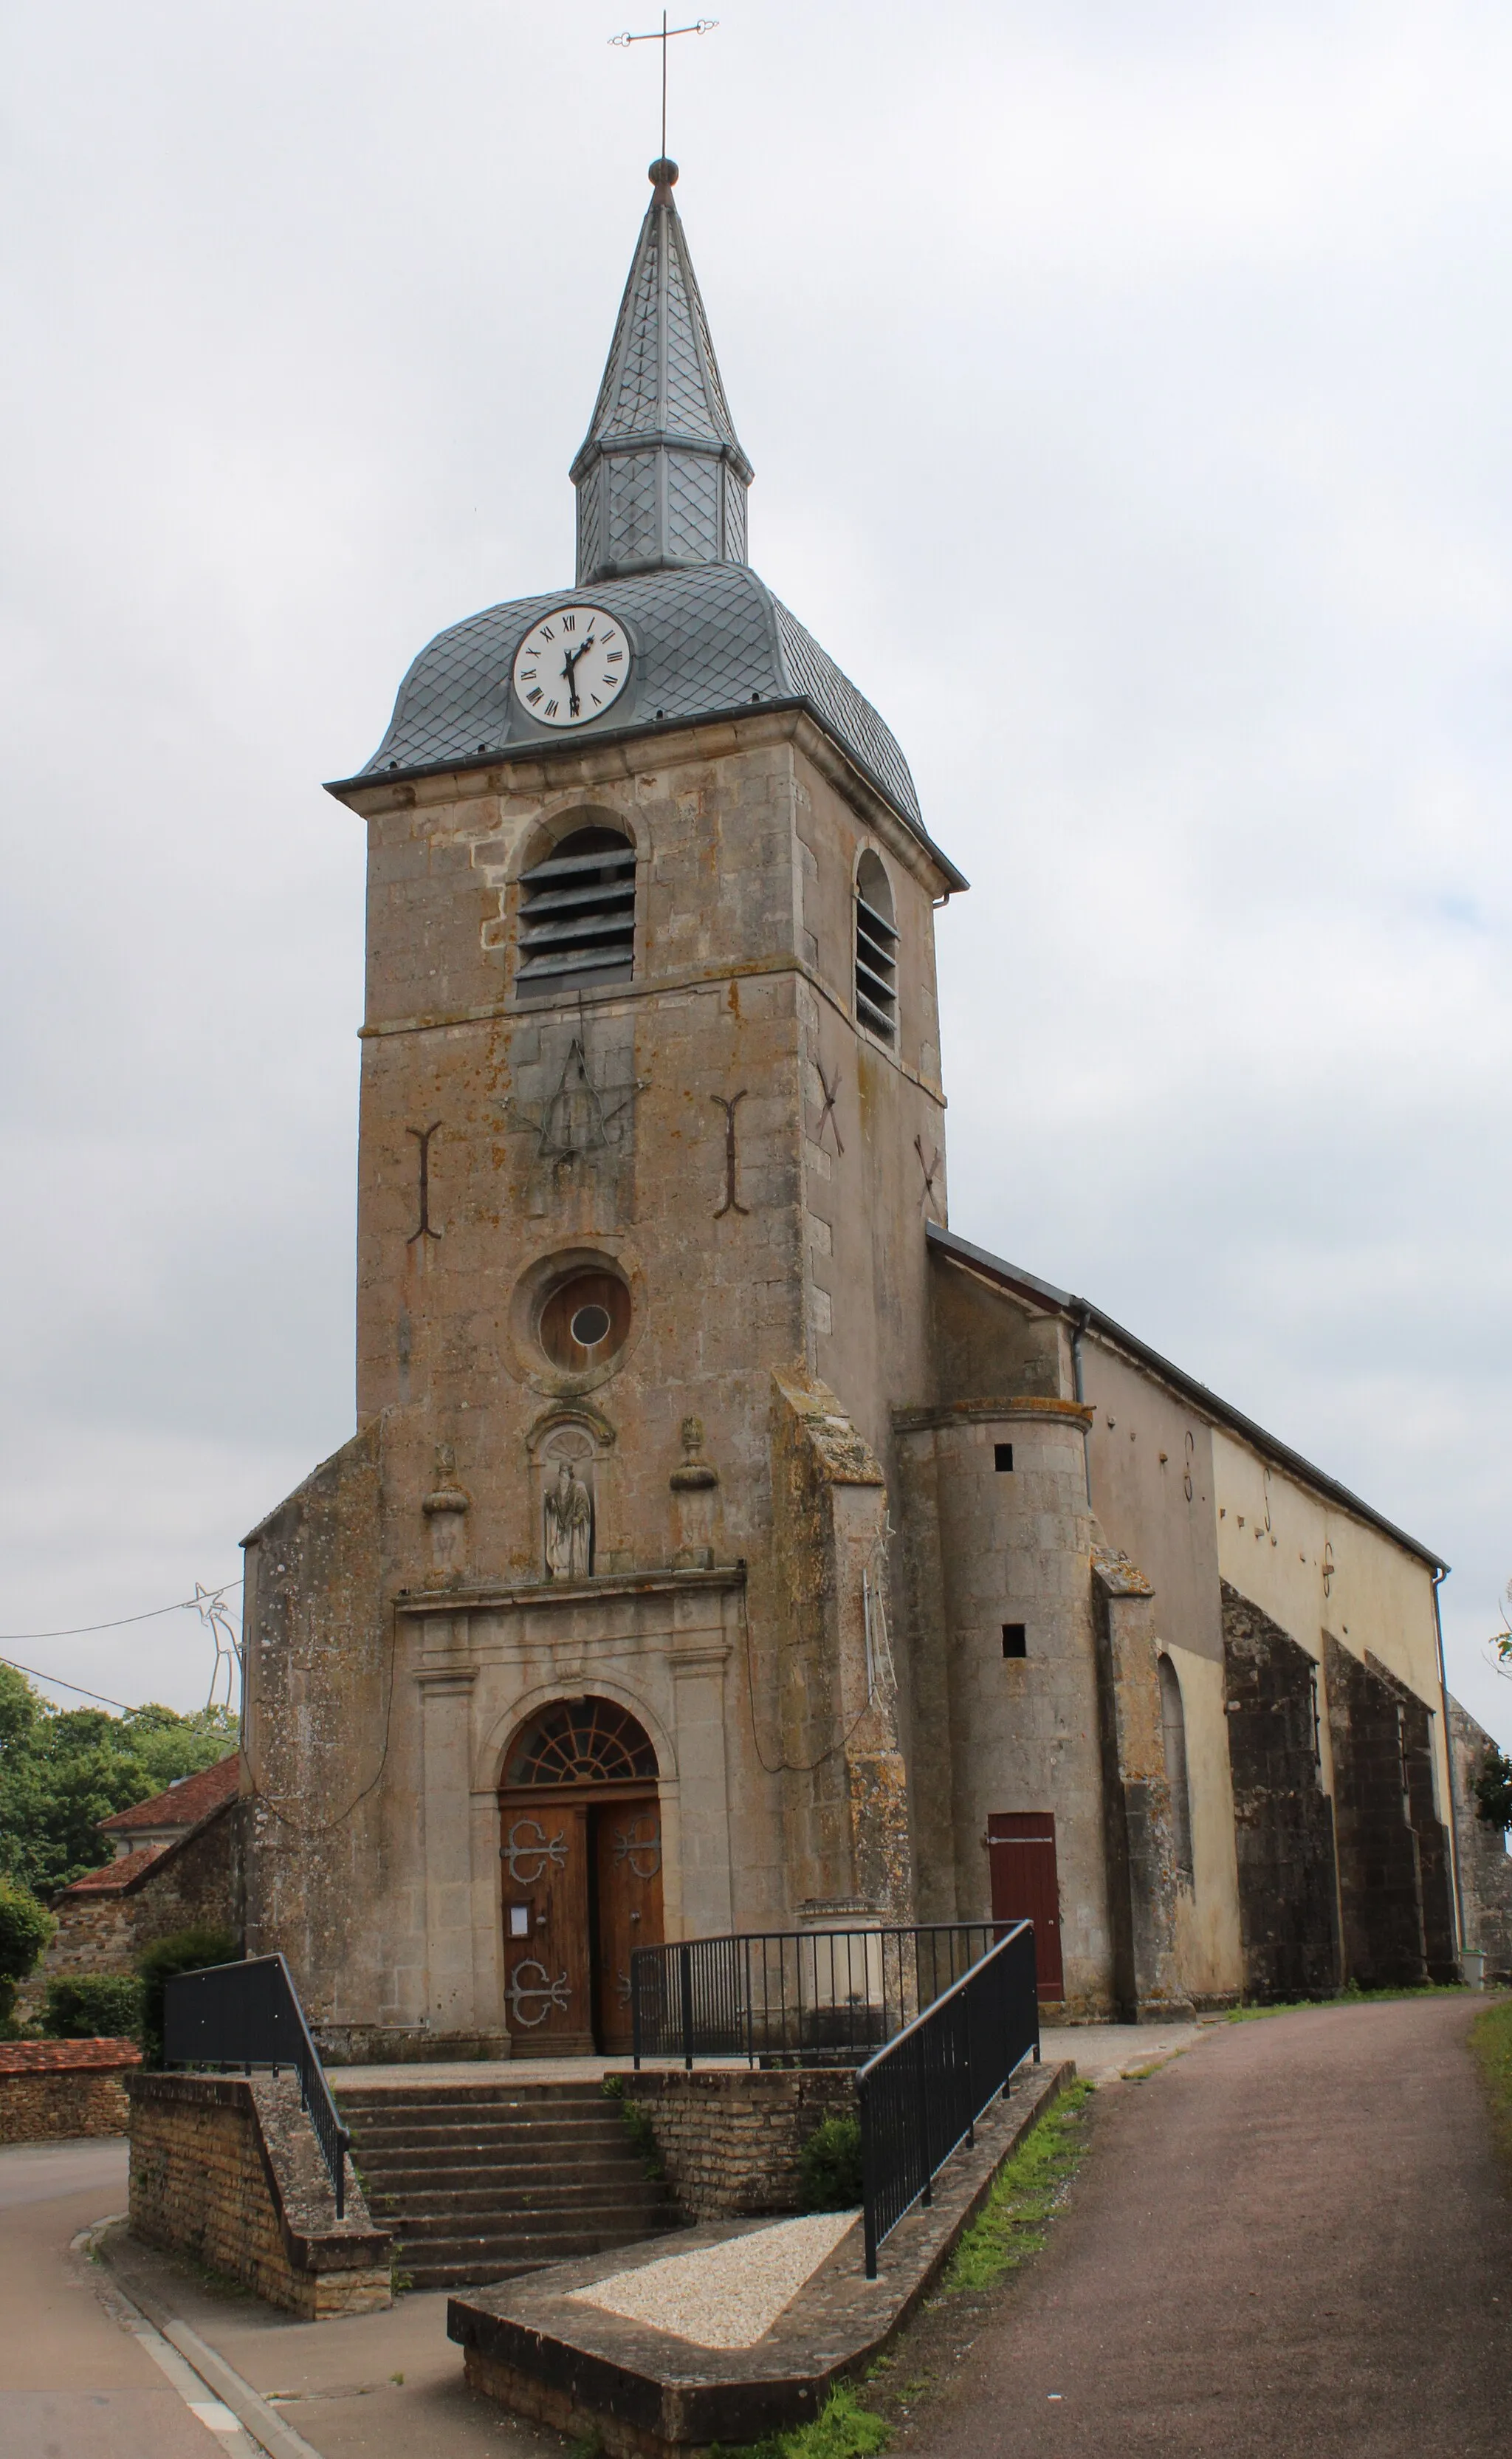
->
[0,1668,237,1894]
[1476,1744,1512,1834]
[0,1875,55,2032]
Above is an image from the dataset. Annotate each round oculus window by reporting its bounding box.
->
[539,1271,630,1372]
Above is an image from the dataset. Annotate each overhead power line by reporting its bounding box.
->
[0,1580,242,1645]
[0,1579,246,1716]
[0,1657,139,1712]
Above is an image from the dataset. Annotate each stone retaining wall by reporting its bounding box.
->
[613,2066,856,2218]
[0,2038,140,2144]
[127,2071,392,2319]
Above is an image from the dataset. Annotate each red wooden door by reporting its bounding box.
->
[987,1810,1065,1999]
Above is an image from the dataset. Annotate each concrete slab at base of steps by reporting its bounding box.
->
[449,2057,1074,2459]
[337,2074,683,2294]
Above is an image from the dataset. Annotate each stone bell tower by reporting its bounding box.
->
[240,160,967,2060]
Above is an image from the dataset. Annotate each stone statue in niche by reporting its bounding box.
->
[543,1457,594,1580]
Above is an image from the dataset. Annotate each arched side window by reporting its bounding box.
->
[517,823,636,1000]
[1158,1654,1195,1887]
[854,850,898,1044]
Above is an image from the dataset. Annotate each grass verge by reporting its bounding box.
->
[1228,1983,1468,2023]
[712,2078,1096,2459]
[941,2078,1095,2292]
[1469,1997,1512,2165]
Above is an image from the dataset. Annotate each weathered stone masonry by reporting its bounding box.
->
[127,2071,391,2318]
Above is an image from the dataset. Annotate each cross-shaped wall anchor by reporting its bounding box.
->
[813,1060,845,1158]
[914,1134,943,1221]
[407,1123,443,1244]
[712,1090,749,1218]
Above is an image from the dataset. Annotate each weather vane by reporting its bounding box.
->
[611,13,718,164]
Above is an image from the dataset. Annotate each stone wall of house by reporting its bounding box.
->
[614,2065,856,2218]
[1222,1585,1341,2001]
[127,2071,391,2319]
[0,2040,140,2143]
[43,1807,241,1984]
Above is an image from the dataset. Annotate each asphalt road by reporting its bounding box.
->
[0,2136,244,2459]
[911,1996,1511,2459]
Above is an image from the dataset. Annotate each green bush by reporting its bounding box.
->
[138,1925,240,2068]
[798,2113,863,2212]
[0,1877,55,1986]
[41,1973,144,2041]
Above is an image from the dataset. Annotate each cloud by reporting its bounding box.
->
[1,1,1508,1745]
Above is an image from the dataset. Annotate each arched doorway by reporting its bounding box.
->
[498,1696,664,2057]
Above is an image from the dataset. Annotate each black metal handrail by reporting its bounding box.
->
[856,1918,1039,2277]
[630,1924,998,2070]
[163,1952,351,2220]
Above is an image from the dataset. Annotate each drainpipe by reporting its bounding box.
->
[1071,1306,1093,1504]
[1431,1565,1467,1958]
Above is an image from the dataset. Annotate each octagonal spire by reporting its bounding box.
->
[571,159,753,585]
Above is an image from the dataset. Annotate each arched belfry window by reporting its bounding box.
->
[517,823,636,999]
[1158,1654,1195,1886]
[504,1696,657,1789]
[855,851,898,1043]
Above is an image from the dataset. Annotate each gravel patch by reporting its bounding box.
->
[568,2210,859,2350]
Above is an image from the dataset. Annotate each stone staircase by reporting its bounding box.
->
[336,2078,682,2291]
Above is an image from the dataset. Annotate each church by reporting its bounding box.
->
[240,158,1477,2058]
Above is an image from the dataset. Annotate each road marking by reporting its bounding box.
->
[189,2400,245,2434]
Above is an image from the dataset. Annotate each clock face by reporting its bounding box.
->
[512,606,630,728]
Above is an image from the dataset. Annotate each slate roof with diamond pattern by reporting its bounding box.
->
[574,182,746,469]
[340,561,961,874]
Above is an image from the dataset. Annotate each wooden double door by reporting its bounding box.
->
[499,1785,664,2054]
[986,1809,1065,2000]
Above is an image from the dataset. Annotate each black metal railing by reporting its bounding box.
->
[630,1924,997,2070]
[163,1952,351,2220]
[856,1918,1039,2278]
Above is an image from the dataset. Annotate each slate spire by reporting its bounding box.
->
[571,159,753,586]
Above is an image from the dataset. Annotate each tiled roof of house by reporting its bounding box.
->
[0,2038,142,2074]
[97,1753,239,1836]
[56,1844,171,1899]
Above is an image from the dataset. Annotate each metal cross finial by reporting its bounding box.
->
[610,13,718,163]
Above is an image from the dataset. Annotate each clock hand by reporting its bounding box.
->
[559,634,597,718]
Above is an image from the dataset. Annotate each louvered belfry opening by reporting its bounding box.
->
[855,849,899,1043]
[517,823,636,998]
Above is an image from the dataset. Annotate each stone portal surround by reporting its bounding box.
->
[0,2037,141,2144]
[126,2071,392,2319]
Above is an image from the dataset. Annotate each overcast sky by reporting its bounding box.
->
[1,0,1509,1749]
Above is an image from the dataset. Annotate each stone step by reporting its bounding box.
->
[346,2108,630,2137]
[337,2084,612,2114]
[368,2193,673,2232]
[364,2155,649,2192]
[388,2195,673,2243]
[394,2219,678,2280]
[337,2077,681,2288]
[352,2131,633,2168]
